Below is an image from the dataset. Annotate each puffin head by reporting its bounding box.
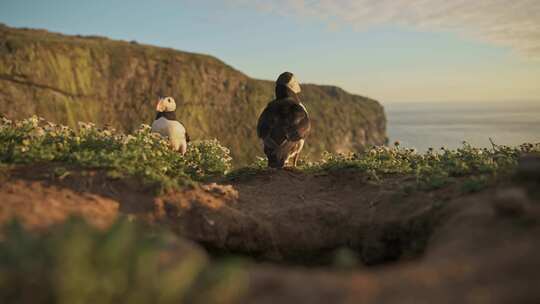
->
[156,97,176,113]
[275,72,301,100]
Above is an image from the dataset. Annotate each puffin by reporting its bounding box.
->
[257,72,311,168]
[151,96,190,154]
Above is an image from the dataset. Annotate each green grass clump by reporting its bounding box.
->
[460,176,490,193]
[0,116,232,190]
[301,141,540,190]
[0,218,247,304]
[225,156,267,180]
[183,139,233,178]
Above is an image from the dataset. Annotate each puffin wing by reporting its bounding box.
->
[168,121,187,153]
[257,103,275,139]
[285,103,311,141]
[257,100,310,143]
[151,118,187,153]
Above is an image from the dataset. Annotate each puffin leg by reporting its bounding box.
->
[291,140,305,167]
[292,152,300,167]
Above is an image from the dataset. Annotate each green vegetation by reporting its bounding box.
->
[3,116,538,191]
[0,218,247,304]
[302,141,539,189]
[228,141,540,190]
[0,116,232,191]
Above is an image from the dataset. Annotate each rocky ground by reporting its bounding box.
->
[1,161,539,303]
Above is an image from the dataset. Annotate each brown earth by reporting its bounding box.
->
[0,165,539,303]
[243,183,540,304]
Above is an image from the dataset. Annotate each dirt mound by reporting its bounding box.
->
[242,184,540,303]
[0,179,118,230]
[1,165,539,303]
[160,169,448,264]
[0,164,159,231]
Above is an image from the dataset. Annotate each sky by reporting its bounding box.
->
[1,0,539,103]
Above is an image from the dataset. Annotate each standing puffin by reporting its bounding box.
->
[257,72,311,168]
[151,96,190,154]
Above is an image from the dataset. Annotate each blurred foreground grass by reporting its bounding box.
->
[0,218,248,304]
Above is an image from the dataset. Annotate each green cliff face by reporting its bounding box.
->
[0,24,387,165]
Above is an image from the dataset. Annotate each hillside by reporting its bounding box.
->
[0,24,386,165]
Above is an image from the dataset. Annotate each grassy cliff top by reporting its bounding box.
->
[0,24,386,166]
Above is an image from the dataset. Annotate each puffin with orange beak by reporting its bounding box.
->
[151,96,189,154]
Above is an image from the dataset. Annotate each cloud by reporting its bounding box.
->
[230,0,540,58]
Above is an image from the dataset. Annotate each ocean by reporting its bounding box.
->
[385,101,540,152]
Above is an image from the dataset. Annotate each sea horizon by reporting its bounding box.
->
[385,100,540,152]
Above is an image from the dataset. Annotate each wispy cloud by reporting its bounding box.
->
[229,0,540,58]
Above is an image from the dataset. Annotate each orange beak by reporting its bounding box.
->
[156,98,165,112]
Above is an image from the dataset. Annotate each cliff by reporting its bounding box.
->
[0,24,386,165]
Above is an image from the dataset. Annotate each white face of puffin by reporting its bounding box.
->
[286,75,301,94]
[156,97,176,112]
[285,74,306,112]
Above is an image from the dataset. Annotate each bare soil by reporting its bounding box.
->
[1,164,539,303]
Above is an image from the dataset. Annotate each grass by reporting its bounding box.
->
[3,116,539,192]
[230,141,540,190]
[0,218,247,304]
[0,116,232,191]
[308,141,538,189]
